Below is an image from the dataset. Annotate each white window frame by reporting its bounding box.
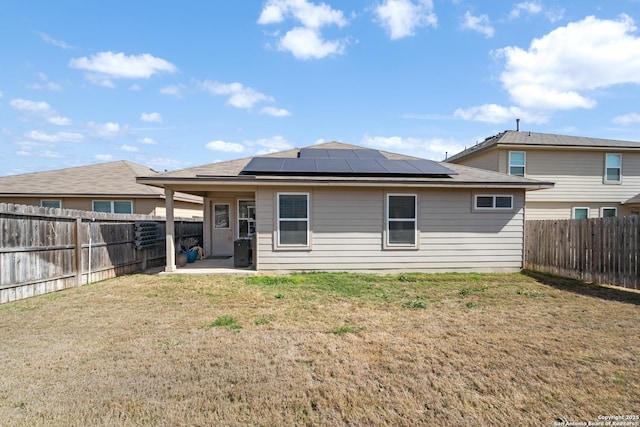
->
[237,199,256,238]
[276,192,310,248]
[214,203,231,229]
[92,200,133,214]
[473,194,514,211]
[572,207,590,219]
[41,200,61,209]
[604,153,622,184]
[508,151,526,177]
[600,207,617,218]
[385,193,418,248]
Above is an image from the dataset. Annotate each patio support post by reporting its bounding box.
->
[165,188,176,272]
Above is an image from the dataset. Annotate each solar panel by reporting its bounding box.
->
[299,148,386,160]
[240,152,458,176]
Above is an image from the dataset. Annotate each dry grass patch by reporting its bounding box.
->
[0,271,639,426]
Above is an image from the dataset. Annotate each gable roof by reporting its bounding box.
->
[0,160,202,203]
[446,130,640,162]
[137,141,553,190]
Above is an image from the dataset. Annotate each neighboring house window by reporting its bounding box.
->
[387,194,417,247]
[601,207,617,218]
[238,200,255,238]
[214,204,230,229]
[41,200,61,209]
[605,153,621,183]
[277,193,309,246]
[573,207,589,219]
[509,151,526,177]
[474,195,513,210]
[92,200,133,214]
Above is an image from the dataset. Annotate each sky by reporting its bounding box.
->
[2,0,640,176]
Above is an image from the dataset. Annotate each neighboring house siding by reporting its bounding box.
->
[452,150,499,171]
[255,186,524,272]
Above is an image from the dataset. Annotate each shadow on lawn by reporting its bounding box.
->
[523,270,640,306]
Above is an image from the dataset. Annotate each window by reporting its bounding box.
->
[601,207,617,218]
[605,153,621,183]
[573,207,589,219]
[474,195,513,210]
[387,194,417,246]
[238,200,255,238]
[92,200,132,214]
[41,200,61,209]
[214,204,230,228]
[278,193,309,246]
[509,151,526,176]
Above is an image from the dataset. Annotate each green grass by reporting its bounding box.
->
[205,315,242,331]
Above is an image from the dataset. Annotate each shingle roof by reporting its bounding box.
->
[625,193,640,205]
[446,130,640,162]
[0,160,201,203]
[138,141,552,189]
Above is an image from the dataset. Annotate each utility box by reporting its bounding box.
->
[234,239,251,268]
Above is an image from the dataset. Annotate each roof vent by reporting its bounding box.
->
[516,118,520,132]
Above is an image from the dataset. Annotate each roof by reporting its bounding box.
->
[624,193,640,205]
[0,160,202,203]
[137,141,553,190]
[446,130,640,162]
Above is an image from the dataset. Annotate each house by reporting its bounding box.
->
[137,142,552,273]
[445,130,640,220]
[0,160,203,217]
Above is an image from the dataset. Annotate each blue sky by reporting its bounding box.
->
[2,0,640,175]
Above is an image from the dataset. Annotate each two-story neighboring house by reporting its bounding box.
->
[445,130,640,220]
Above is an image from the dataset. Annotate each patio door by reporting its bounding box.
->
[212,200,234,256]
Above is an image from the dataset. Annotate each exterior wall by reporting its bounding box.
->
[0,196,202,218]
[451,148,640,220]
[255,186,525,273]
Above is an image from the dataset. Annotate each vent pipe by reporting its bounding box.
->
[516,118,520,132]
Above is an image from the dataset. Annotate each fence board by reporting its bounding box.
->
[525,216,640,290]
[0,203,202,303]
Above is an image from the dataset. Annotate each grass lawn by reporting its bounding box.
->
[0,271,639,426]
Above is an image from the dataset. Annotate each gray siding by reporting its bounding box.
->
[255,186,525,273]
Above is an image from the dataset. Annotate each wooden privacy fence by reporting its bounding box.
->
[0,203,202,303]
[525,216,639,289]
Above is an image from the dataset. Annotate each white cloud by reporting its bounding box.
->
[139,137,158,144]
[613,112,640,125]
[453,104,548,124]
[26,130,84,142]
[258,0,348,60]
[205,140,246,153]
[95,154,113,161]
[9,98,71,126]
[130,84,142,91]
[361,135,464,161]
[69,52,176,86]
[120,144,139,152]
[461,11,494,38]
[26,73,62,91]
[87,121,125,138]
[509,1,542,20]
[40,150,63,158]
[147,157,191,170]
[496,15,640,111]
[140,112,162,123]
[260,106,291,117]
[251,135,294,154]
[35,32,72,49]
[160,84,186,97]
[374,0,437,40]
[278,27,345,59]
[200,80,272,109]
[258,0,347,29]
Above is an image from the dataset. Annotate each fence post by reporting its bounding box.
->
[75,218,83,287]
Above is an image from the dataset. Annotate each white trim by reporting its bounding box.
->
[385,193,418,248]
[572,207,590,219]
[276,192,310,248]
[237,199,256,239]
[604,153,622,184]
[508,151,526,177]
[41,199,61,209]
[600,207,617,218]
[213,203,231,229]
[473,194,514,211]
[91,200,133,214]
